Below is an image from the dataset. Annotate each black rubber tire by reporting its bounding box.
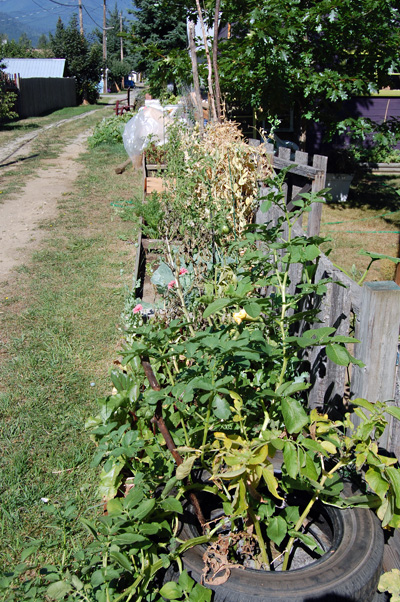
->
[173,504,384,602]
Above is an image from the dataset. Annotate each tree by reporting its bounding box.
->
[127,0,190,96]
[50,15,102,103]
[217,0,400,144]
[1,37,35,58]
[0,58,18,121]
[94,3,135,90]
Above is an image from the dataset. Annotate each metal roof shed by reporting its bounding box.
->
[3,58,66,78]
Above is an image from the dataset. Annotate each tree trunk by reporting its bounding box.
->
[194,0,217,123]
[212,0,222,121]
[188,20,204,133]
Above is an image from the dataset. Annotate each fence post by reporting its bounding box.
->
[351,281,400,454]
[307,154,327,237]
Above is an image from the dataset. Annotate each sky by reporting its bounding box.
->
[0,0,133,42]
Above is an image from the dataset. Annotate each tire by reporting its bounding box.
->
[172,502,384,602]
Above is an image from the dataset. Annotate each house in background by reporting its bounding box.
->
[3,57,76,118]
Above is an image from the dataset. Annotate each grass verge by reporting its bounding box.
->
[0,103,108,147]
[0,138,141,580]
[0,106,116,200]
[320,173,400,282]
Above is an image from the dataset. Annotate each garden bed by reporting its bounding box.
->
[83,121,400,602]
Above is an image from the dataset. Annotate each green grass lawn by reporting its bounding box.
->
[320,173,400,282]
[0,132,141,590]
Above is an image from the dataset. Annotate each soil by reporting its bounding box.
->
[0,130,90,286]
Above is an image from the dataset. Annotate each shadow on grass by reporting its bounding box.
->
[326,173,400,228]
[0,153,40,169]
[0,122,40,132]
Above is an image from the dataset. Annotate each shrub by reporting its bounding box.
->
[88,112,134,147]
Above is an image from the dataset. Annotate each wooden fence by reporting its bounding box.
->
[256,144,400,458]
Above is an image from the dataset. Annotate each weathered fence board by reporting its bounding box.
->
[256,144,400,456]
[351,282,400,451]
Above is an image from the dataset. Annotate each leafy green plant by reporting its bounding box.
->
[330,116,400,171]
[89,113,134,148]
[82,164,400,599]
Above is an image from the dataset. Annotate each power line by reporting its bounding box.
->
[82,4,102,29]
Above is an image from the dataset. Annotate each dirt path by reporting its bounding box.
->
[0,129,90,285]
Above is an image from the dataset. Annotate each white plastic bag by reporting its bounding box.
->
[122,106,167,159]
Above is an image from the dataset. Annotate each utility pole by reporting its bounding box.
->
[78,0,83,35]
[120,11,124,90]
[120,12,123,61]
[102,0,107,93]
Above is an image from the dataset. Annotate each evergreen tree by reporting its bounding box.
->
[127,0,189,95]
[50,15,102,103]
[94,3,135,90]
[1,37,35,58]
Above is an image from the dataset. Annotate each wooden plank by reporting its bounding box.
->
[294,150,308,165]
[307,154,328,237]
[146,177,165,194]
[351,282,400,454]
[278,147,291,161]
[307,274,352,411]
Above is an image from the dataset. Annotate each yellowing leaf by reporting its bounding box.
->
[262,466,283,500]
[320,440,337,454]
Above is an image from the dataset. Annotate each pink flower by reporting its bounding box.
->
[179,268,188,276]
[133,304,143,314]
[167,280,176,290]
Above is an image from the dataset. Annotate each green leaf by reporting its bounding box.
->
[113,532,149,546]
[243,302,261,318]
[387,468,400,507]
[267,515,287,546]
[260,200,272,212]
[212,395,231,420]
[90,569,105,587]
[124,486,145,509]
[20,546,39,562]
[71,575,84,591]
[107,498,123,516]
[203,298,235,318]
[351,398,375,412]
[110,551,133,571]
[283,441,299,479]
[98,461,124,502]
[159,581,183,599]
[281,398,309,434]
[326,344,351,366]
[176,456,196,480]
[140,522,162,535]
[359,250,400,264]
[151,262,175,288]
[386,406,400,422]
[288,530,323,555]
[365,467,389,500]
[178,570,194,593]
[80,518,98,539]
[302,327,335,342]
[160,498,183,514]
[46,581,72,600]
[189,583,212,602]
[133,498,156,521]
[276,381,310,397]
